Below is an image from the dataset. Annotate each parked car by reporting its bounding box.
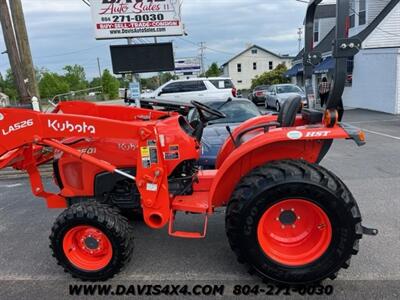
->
[141,78,237,105]
[188,98,261,169]
[248,85,270,105]
[265,84,307,111]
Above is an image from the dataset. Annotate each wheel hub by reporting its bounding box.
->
[279,210,297,225]
[84,236,99,250]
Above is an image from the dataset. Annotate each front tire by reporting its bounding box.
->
[225,160,362,285]
[50,202,134,281]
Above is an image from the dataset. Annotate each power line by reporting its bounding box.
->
[34,44,108,60]
[178,37,293,62]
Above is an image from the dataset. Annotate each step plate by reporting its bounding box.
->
[168,211,208,239]
[171,192,209,214]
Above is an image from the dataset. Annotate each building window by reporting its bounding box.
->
[359,0,366,25]
[313,19,320,43]
[349,0,356,28]
[253,62,257,70]
[251,49,257,54]
[269,61,273,70]
[237,63,242,72]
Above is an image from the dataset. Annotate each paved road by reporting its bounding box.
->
[0,109,399,299]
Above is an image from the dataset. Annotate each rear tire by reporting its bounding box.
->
[225,160,362,285]
[50,202,134,281]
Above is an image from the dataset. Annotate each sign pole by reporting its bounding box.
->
[154,37,163,86]
[127,38,141,108]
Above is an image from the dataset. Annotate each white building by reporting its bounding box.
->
[222,45,293,90]
[286,0,400,114]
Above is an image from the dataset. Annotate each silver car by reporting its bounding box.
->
[265,84,307,111]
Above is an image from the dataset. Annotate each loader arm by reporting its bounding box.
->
[0,108,171,228]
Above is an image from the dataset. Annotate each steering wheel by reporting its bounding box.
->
[191,100,226,122]
[189,101,227,142]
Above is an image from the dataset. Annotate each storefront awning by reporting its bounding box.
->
[314,57,334,74]
[284,63,304,78]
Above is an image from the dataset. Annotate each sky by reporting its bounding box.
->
[0,0,313,79]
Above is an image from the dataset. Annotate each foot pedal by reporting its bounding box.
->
[168,210,208,239]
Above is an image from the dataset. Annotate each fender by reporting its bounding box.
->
[216,114,306,168]
[209,125,360,208]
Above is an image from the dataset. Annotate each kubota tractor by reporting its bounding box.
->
[0,0,377,285]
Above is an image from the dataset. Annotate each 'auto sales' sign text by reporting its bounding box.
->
[90,0,184,40]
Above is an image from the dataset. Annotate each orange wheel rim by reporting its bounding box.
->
[257,199,332,266]
[63,225,113,271]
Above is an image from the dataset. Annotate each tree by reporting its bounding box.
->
[139,73,178,91]
[251,63,290,89]
[140,76,159,91]
[203,62,222,77]
[101,69,120,99]
[160,72,178,84]
[0,69,18,100]
[63,64,88,91]
[90,77,102,88]
[38,71,70,99]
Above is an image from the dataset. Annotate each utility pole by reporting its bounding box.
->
[154,37,162,86]
[97,57,103,91]
[10,0,39,100]
[297,27,303,52]
[199,42,205,75]
[0,0,30,103]
[97,57,102,78]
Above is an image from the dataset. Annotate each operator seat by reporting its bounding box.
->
[277,95,302,127]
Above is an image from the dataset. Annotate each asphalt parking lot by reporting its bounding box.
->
[0,108,400,299]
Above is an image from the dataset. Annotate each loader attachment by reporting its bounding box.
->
[0,107,172,227]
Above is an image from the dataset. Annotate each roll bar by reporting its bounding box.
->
[303,0,361,120]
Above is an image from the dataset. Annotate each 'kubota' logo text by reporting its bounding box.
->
[2,119,34,136]
[48,120,96,134]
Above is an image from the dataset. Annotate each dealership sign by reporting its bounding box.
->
[175,58,201,74]
[90,0,184,40]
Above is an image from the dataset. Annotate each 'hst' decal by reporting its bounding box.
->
[2,119,34,136]
[305,131,331,138]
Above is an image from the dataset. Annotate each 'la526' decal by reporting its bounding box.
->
[1,119,34,136]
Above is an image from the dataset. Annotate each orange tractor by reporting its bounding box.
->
[0,0,377,285]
